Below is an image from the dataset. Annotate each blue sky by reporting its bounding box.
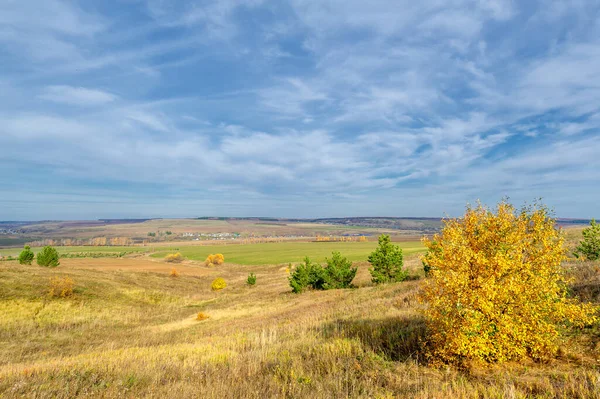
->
[1,0,599,220]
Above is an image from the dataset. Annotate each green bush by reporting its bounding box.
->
[323,251,357,289]
[246,272,257,286]
[368,234,407,284]
[36,246,60,268]
[575,219,600,261]
[18,245,35,265]
[289,253,356,293]
[289,257,325,293]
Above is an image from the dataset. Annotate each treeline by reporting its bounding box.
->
[26,237,133,247]
[315,235,368,242]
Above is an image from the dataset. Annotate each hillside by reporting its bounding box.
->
[1,248,599,397]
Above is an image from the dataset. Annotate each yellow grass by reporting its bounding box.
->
[0,256,599,398]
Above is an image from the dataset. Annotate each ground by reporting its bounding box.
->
[0,238,599,398]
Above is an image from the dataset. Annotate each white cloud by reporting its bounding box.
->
[38,86,117,106]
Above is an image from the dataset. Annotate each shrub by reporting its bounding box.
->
[205,253,225,267]
[323,251,357,289]
[420,201,598,365]
[196,312,209,321]
[246,272,257,286]
[289,257,325,293]
[37,246,60,268]
[211,277,226,291]
[575,219,600,261]
[18,245,34,265]
[368,234,407,284]
[289,253,357,293]
[165,252,184,263]
[48,277,74,298]
[169,268,179,278]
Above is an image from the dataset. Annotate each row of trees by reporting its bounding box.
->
[315,235,368,242]
[289,234,408,293]
[18,245,60,267]
[26,237,132,247]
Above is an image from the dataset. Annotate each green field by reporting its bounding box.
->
[0,246,163,257]
[1,241,425,265]
[151,241,425,265]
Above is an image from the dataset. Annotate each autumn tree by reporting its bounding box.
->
[211,277,227,291]
[368,234,407,284]
[421,201,597,365]
[575,219,600,261]
[165,253,183,263]
[205,253,225,267]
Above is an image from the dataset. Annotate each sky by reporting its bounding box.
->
[1,0,599,220]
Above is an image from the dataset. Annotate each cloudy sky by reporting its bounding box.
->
[1,0,599,220]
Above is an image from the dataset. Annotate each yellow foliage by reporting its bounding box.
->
[211,277,227,291]
[165,253,183,263]
[420,201,598,365]
[47,277,74,298]
[205,253,225,267]
[169,268,179,278]
[196,312,209,321]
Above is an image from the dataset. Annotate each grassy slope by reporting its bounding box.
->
[150,241,425,265]
[1,255,599,398]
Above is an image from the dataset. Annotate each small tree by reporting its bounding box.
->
[323,251,357,289]
[37,246,60,268]
[246,272,257,286]
[368,234,407,284]
[289,257,325,293]
[18,245,34,265]
[421,201,597,365]
[575,219,600,261]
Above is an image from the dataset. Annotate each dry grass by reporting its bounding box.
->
[0,255,599,398]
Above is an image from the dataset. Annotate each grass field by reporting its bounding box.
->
[1,241,426,265]
[0,246,161,258]
[150,241,426,265]
[1,253,599,398]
